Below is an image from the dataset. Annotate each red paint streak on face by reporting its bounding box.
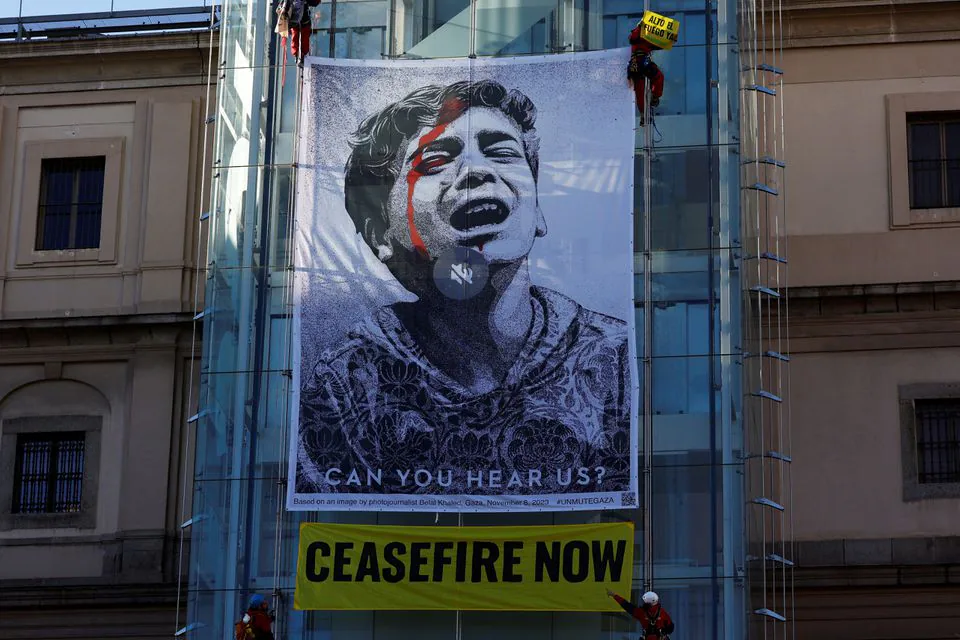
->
[405,98,469,259]
[405,123,449,259]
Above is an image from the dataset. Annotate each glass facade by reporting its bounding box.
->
[186,0,746,637]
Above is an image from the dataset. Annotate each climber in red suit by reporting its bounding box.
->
[607,589,675,639]
[289,0,321,63]
[628,20,665,123]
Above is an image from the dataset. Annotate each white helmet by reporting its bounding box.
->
[641,591,660,606]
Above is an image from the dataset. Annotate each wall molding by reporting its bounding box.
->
[769,0,960,48]
[768,282,960,352]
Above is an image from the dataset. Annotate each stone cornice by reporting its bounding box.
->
[0,314,200,359]
[0,31,218,61]
[767,0,960,48]
[788,281,960,316]
[0,581,179,608]
[0,312,195,330]
[0,31,219,91]
[770,282,960,352]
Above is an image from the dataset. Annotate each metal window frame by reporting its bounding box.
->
[899,383,960,502]
[0,415,102,531]
[912,398,960,485]
[886,92,960,227]
[11,431,86,514]
[906,114,960,210]
[15,135,125,268]
[35,156,107,252]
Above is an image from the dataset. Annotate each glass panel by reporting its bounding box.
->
[14,438,51,513]
[75,160,105,249]
[54,437,85,512]
[474,0,562,57]
[315,0,389,59]
[40,161,75,207]
[37,159,75,251]
[946,121,960,207]
[110,0,207,9]
[909,121,942,161]
[220,0,267,68]
[651,354,741,459]
[635,148,738,253]
[909,121,943,209]
[395,0,471,58]
[38,204,71,251]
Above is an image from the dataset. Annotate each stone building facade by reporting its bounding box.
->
[0,12,215,638]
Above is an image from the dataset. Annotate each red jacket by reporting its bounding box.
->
[245,609,275,640]
[613,594,675,639]
[629,23,660,56]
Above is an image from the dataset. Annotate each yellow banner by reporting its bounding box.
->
[638,11,680,50]
[295,522,634,611]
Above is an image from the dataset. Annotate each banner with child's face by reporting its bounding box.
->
[287,49,638,513]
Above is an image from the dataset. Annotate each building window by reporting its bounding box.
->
[908,113,960,210]
[12,432,86,514]
[35,156,106,251]
[915,399,960,484]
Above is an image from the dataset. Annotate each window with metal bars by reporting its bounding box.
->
[35,156,106,251]
[907,112,960,209]
[915,399,960,484]
[12,432,86,514]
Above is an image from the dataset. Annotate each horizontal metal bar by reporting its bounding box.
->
[765,450,792,463]
[761,252,788,264]
[750,285,782,298]
[174,622,204,637]
[743,252,788,264]
[766,553,795,567]
[742,450,792,463]
[750,497,785,511]
[754,608,787,622]
[745,182,779,196]
[742,351,789,362]
[742,156,786,168]
[751,390,783,403]
[745,84,777,96]
[187,408,211,424]
[743,63,784,75]
[746,552,795,567]
[180,514,208,529]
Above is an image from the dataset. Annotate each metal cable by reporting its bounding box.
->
[640,0,655,605]
[174,2,220,636]
[271,38,309,632]
[775,0,796,633]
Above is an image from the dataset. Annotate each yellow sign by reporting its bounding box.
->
[638,11,680,50]
[295,522,634,611]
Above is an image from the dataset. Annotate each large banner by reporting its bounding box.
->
[295,522,634,611]
[289,49,638,512]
